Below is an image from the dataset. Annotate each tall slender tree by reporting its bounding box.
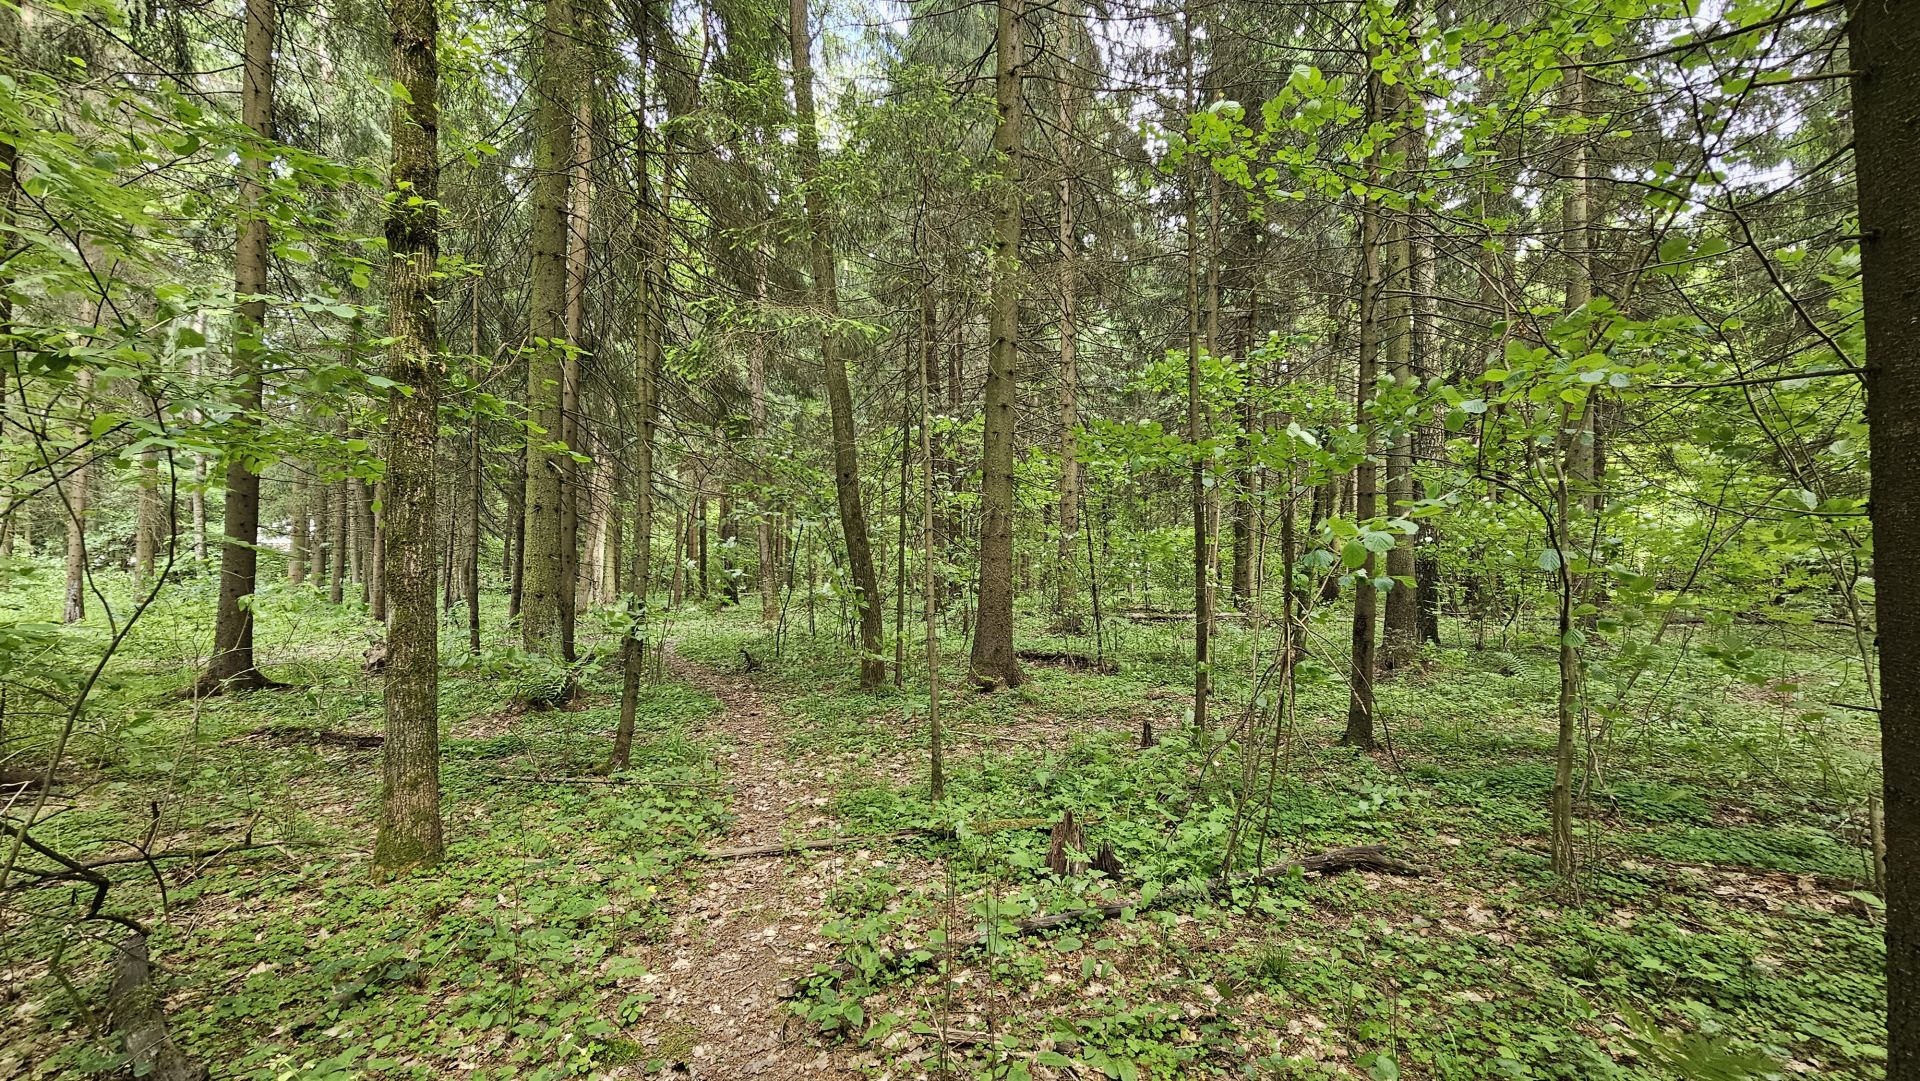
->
[789,0,886,689]
[193,0,278,694]
[970,0,1024,690]
[520,0,575,655]
[372,0,444,876]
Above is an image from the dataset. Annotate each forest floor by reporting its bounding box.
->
[0,570,1892,1080]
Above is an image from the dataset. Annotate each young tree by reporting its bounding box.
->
[371,0,444,877]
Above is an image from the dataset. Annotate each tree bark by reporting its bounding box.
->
[1342,72,1386,751]
[1380,60,1420,671]
[1551,67,1593,882]
[789,0,887,689]
[368,482,387,623]
[750,243,777,623]
[612,75,660,772]
[197,0,276,692]
[466,423,482,654]
[520,0,575,654]
[329,475,347,605]
[970,0,1024,690]
[1853,7,1918,1064]
[1182,5,1208,727]
[1055,13,1083,635]
[558,72,592,662]
[372,0,445,876]
[134,442,161,587]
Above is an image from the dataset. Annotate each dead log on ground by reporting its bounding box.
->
[1016,648,1116,674]
[783,845,1422,994]
[482,773,724,789]
[237,726,383,750]
[699,817,1061,861]
[108,932,209,1081]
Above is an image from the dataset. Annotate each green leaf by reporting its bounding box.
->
[1342,540,1369,570]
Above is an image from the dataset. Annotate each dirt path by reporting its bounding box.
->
[629,643,867,1079]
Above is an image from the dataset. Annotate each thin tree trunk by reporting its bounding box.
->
[467,423,482,654]
[329,476,347,605]
[369,482,387,623]
[790,0,886,689]
[60,374,91,624]
[1055,17,1083,635]
[1380,59,1420,671]
[1551,67,1593,881]
[372,0,444,875]
[1182,5,1208,728]
[920,274,944,799]
[613,77,659,770]
[558,72,592,662]
[311,468,331,597]
[1341,71,1386,750]
[719,493,737,604]
[970,0,1024,690]
[197,0,277,691]
[751,244,777,623]
[136,444,161,586]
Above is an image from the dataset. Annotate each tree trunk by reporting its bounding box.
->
[1229,280,1257,610]
[1551,67,1593,882]
[1380,63,1420,672]
[467,424,483,654]
[329,476,347,605]
[1854,0,1920,1067]
[970,0,1024,690]
[354,476,373,602]
[60,394,89,625]
[1341,72,1386,750]
[136,444,162,587]
[1055,19,1083,636]
[311,467,331,597]
[750,244,777,623]
[920,269,944,798]
[520,0,575,654]
[719,493,738,604]
[558,74,591,662]
[1182,6,1208,727]
[197,0,276,691]
[369,482,387,623]
[613,77,659,771]
[372,0,445,876]
[790,0,886,689]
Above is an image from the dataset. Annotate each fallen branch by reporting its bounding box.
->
[1015,648,1116,674]
[480,773,724,789]
[699,817,1059,861]
[703,829,930,860]
[783,845,1422,994]
[235,726,383,750]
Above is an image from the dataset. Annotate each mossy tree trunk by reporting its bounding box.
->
[372,0,444,877]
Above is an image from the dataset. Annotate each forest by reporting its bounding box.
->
[0,0,1914,1076]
